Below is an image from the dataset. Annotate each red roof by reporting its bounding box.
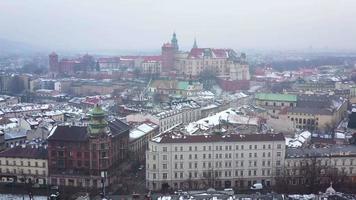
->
[83,96,101,105]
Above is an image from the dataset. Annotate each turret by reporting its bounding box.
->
[88,105,109,136]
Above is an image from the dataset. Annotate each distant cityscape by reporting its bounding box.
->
[0,32,356,200]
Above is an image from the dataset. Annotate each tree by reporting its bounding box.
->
[199,69,217,90]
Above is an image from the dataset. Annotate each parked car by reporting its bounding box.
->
[224,188,234,195]
[250,183,263,190]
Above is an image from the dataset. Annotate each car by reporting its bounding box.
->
[224,188,234,195]
[250,183,263,190]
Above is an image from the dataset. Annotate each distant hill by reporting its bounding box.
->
[0,38,45,55]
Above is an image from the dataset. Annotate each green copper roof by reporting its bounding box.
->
[89,105,106,117]
[88,105,108,135]
[255,93,297,102]
[177,81,189,90]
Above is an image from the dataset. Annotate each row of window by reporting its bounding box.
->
[148,168,273,180]
[161,143,282,152]
[0,160,46,168]
[0,168,46,175]
[151,151,282,161]
[287,158,355,167]
[148,159,279,170]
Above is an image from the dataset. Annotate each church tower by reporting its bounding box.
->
[171,32,179,51]
[193,38,198,49]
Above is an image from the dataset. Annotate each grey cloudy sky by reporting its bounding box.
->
[0,0,355,52]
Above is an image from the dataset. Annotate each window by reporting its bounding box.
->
[277,144,282,149]
[163,164,167,169]
[163,147,167,152]
[277,152,281,157]
[163,155,167,160]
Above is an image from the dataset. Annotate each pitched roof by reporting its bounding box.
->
[108,119,130,136]
[188,48,233,59]
[0,146,47,159]
[47,125,88,142]
[153,133,284,144]
[255,93,297,102]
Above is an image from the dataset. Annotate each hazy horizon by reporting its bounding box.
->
[1,0,356,53]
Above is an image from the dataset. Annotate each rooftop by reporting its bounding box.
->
[152,132,284,144]
[0,145,47,159]
[286,145,356,158]
[255,93,297,102]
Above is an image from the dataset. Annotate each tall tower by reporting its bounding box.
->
[88,105,109,136]
[171,32,179,51]
[193,38,198,49]
[49,52,59,72]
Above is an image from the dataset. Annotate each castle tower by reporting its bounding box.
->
[193,38,198,49]
[49,52,59,72]
[171,32,179,51]
[88,104,109,136]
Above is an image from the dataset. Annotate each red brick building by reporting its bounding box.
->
[47,105,129,188]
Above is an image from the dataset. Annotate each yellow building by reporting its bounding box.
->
[0,145,48,185]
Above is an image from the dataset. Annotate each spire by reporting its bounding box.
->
[171,32,179,51]
[193,38,198,49]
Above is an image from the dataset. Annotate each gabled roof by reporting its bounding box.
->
[108,119,130,136]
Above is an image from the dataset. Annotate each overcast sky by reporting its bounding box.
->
[0,0,355,52]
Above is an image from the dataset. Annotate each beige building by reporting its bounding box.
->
[284,146,356,185]
[254,93,347,132]
[141,59,162,75]
[287,95,347,131]
[0,146,48,185]
[175,48,250,81]
[146,133,285,191]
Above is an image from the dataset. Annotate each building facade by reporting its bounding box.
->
[0,146,48,185]
[47,105,130,188]
[146,133,285,191]
[284,146,356,185]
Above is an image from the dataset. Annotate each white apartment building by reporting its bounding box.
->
[146,133,285,191]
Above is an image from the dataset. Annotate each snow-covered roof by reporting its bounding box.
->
[185,108,258,135]
[130,123,158,140]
